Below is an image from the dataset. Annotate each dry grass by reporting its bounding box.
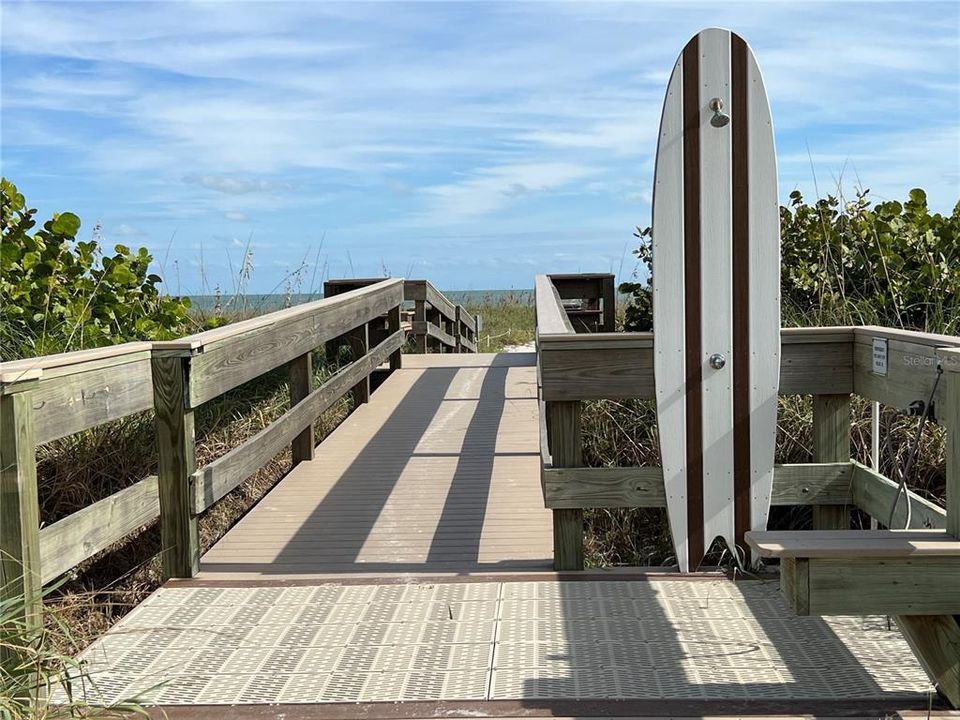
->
[578,386,946,568]
[466,292,535,352]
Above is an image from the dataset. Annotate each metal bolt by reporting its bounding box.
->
[709,353,726,370]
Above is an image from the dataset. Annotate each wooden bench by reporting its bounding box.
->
[745,529,960,616]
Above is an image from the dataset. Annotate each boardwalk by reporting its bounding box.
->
[62,353,943,715]
[201,352,551,578]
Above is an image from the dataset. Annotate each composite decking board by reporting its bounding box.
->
[199,352,551,579]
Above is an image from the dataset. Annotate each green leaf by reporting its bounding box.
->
[52,212,81,237]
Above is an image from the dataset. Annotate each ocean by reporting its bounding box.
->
[188,289,535,313]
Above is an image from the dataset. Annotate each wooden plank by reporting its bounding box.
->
[456,305,477,333]
[852,331,960,414]
[897,615,960,707]
[151,354,199,579]
[546,401,583,571]
[39,475,159,583]
[944,353,960,537]
[30,354,153,444]
[412,321,456,349]
[423,281,457,323]
[175,279,403,407]
[538,332,653,350]
[851,461,946,530]
[535,275,575,336]
[543,467,664,508]
[771,462,854,505]
[808,556,960,615]
[162,280,400,351]
[288,352,314,466]
[540,342,655,402]
[779,341,853,395]
[350,323,370,406]
[413,299,427,353]
[0,391,42,652]
[387,305,402,371]
[855,325,960,348]
[601,276,616,332]
[548,275,606,300]
[780,557,810,615]
[812,394,851,530]
[538,334,851,402]
[0,342,151,378]
[746,529,955,558]
[192,330,404,513]
[543,463,853,509]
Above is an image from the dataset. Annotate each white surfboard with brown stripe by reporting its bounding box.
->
[652,28,780,572]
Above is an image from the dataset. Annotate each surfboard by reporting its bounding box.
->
[652,28,780,572]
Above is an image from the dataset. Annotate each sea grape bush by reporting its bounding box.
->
[620,188,960,334]
[1,178,192,359]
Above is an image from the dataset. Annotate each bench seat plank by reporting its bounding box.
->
[745,529,960,558]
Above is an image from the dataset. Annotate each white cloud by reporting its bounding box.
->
[111,223,146,238]
[184,175,293,195]
[2,0,956,292]
[417,162,599,225]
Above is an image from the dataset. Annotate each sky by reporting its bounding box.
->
[2,1,958,295]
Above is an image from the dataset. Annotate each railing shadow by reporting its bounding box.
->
[507,577,938,712]
[201,352,548,574]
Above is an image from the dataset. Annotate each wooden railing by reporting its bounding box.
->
[534,273,960,570]
[324,278,479,353]
[0,279,409,633]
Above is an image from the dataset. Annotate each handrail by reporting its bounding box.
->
[533,272,958,572]
[324,277,479,354]
[535,274,575,336]
[0,278,412,615]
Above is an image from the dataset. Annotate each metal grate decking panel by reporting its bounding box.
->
[62,579,935,706]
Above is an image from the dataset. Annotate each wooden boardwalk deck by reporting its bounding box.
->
[200,352,552,579]
[55,352,950,715]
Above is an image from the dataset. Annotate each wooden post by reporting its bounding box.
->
[288,352,314,466]
[455,306,464,353]
[151,354,200,579]
[812,393,851,530]
[388,304,402,371]
[414,300,427,353]
[601,275,616,332]
[350,322,370,406]
[896,615,960,707]
[899,356,960,709]
[547,401,583,570]
[429,307,442,353]
[0,388,42,669]
[945,361,959,538]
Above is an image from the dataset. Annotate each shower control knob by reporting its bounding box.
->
[709,353,726,370]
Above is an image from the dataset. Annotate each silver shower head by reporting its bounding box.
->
[709,97,730,128]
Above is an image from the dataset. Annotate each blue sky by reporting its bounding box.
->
[2,1,957,294]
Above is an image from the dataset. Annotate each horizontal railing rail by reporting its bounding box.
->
[325,277,479,354]
[0,279,409,630]
[533,273,959,571]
